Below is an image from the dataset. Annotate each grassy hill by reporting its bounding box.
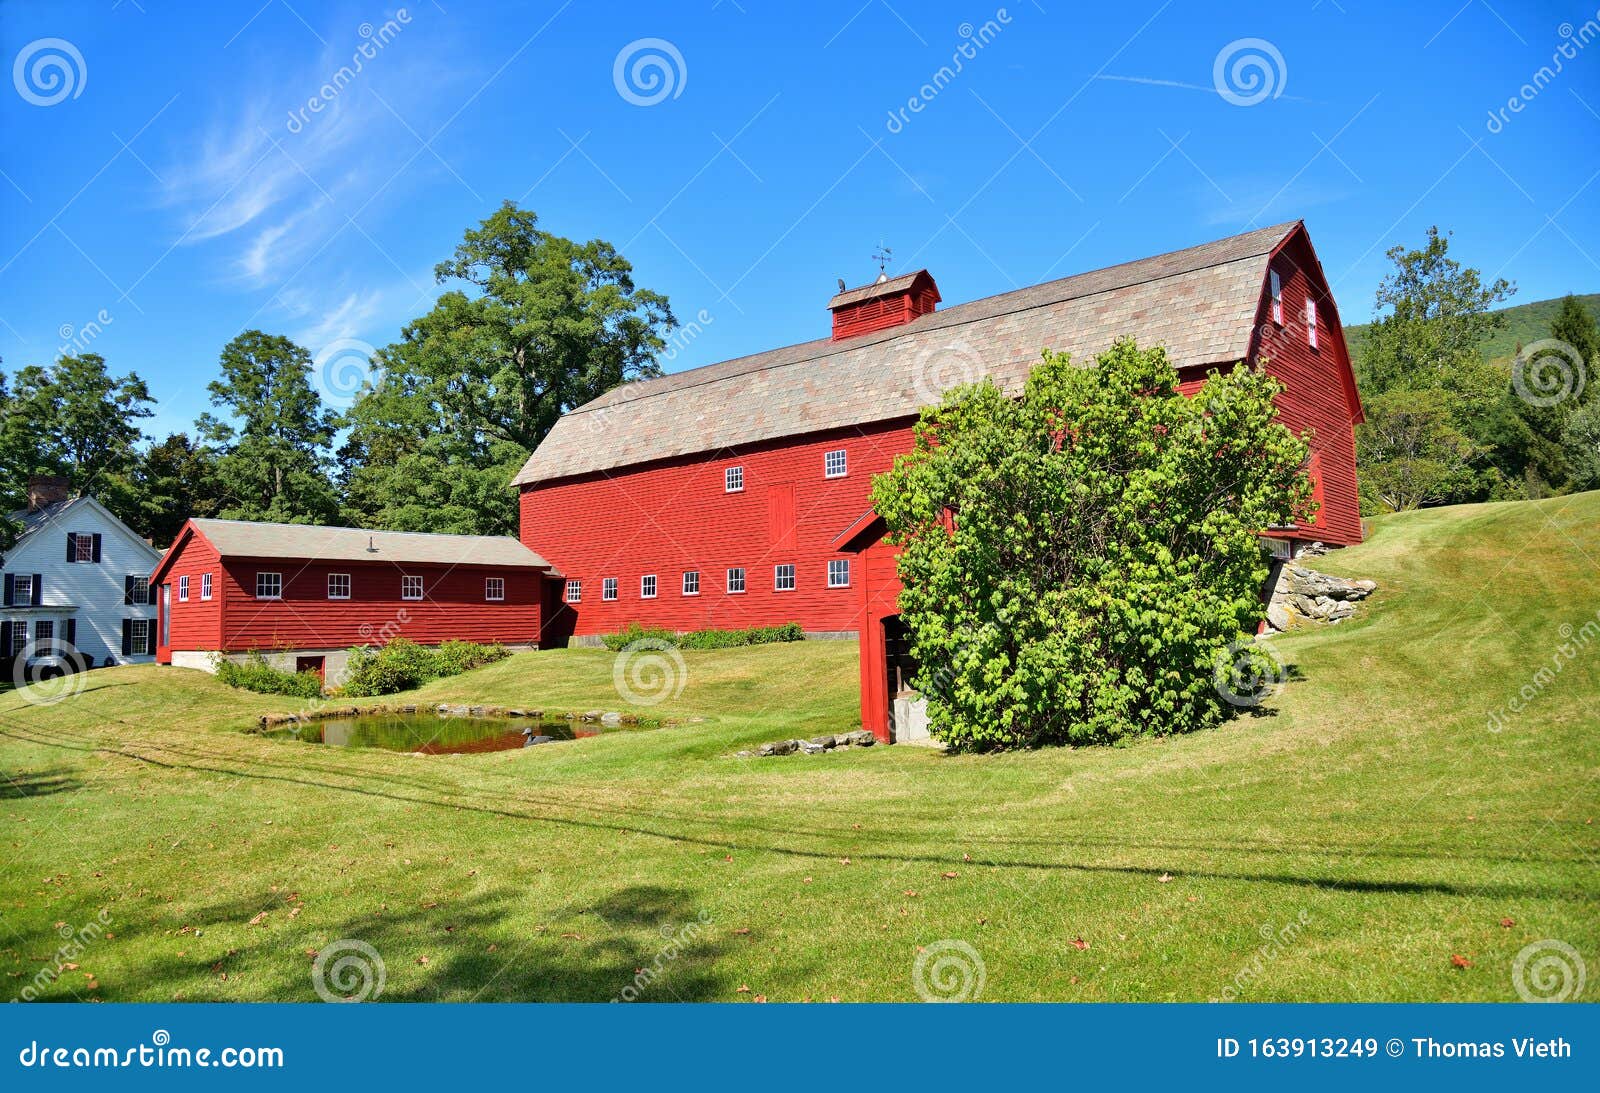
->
[1345,291,1600,366]
[1,493,1596,1002]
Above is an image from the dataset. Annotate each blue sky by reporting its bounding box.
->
[1,0,1596,439]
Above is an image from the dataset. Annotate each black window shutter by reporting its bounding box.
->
[124,576,134,605]
[31,575,41,606]
[66,532,77,563]
[121,620,132,657]
[146,625,157,655]
[2,574,12,607]
[0,622,10,658]
[65,618,76,648]
[91,534,102,562]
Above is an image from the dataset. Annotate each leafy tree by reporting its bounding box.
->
[870,340,1312,751]
[198,331,338,523]
[1547,294,1600,383]
[1356,388,1481,512]
[386,201,676,452]
[128,433,225,547]
[1561,402,1600,491]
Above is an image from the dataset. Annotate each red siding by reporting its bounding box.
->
[153,526,223,662]
[218,560,540,650]
[521,423,914,636]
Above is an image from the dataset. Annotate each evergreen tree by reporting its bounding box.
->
[129,433,225,547]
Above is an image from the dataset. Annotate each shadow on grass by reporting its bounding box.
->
[0,766,80,799]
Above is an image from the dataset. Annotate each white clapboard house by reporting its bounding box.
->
[1,477,161,670]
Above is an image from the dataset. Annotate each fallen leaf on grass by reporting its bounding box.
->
[1158,874,1172,883]
[1071,938,1089,951]
[839,857,851,865]
[753,995,767,1003]
[903,890,918,898]
[941,871,958,880]
[416,956,429,966]
[733,928,750,935]
[247,912,267,927]
[1499,918,1515,928]
[736,984,751,994]
[1451,954,1472,969]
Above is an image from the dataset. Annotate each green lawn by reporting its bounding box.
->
[2,494,1596,1002]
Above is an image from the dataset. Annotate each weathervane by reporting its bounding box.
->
[871,242,893,283]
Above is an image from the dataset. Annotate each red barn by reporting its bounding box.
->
[514,221,1363,738]
[149,519,554,684]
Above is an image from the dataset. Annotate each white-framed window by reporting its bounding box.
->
[486,577,505,602]
[7,621,26,652]
[401,575,424,601]
[1305,298,1319,349]
[130,576,150,605]
[328,573,351,600]
[828,559,851,588]
[641,574,658,599]
[130,618,153,655]
[1270,269,1283,325]
[602,577,618,601]
[774,563,796,592]
[824,449,848,478]
[255,572,282,600]
[12,575,33,603]
[34,619,54,642]
[566,579,582,603]
[178,575,189,601]
[682,570,699,596]
[724,465,744,493]
[75,534,94,562]
[200,572,213,600]
[726,567,746,594]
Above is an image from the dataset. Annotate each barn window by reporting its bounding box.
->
[178,575,189,601]
[1305,298,1319,349]
[682,570,699,595]
[774,563,795,592]
[725,465,744,493]
[824,449,848,478]
[327,573,351,600]
[401,575,424,601]
[828,559,851,588]
[201,572,213,600]
[566,579,582,603]
[602,577,617,601]
[486,577,505,602]
[1270,269,1283,325]
[726,567,746,594]
[255,572,282,600]
[641,574,658,599]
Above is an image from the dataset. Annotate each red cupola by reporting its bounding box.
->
[827,269,940,341]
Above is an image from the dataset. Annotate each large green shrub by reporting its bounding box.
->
[599,621,804,652]
[870,340,1313,751]
[214,651,324,699]
[341,638,509,697]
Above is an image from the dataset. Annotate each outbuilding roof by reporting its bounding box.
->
[184,519,552,569]
[512,221,1299,486]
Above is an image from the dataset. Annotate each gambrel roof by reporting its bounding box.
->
[512,221,1300,486]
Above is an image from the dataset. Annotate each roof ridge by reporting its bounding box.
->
[191,517,520,541]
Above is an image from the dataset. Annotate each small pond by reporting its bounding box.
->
[267,712,619,755]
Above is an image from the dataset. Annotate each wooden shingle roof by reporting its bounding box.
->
[512,221,1298,486]
[187,519,552,568]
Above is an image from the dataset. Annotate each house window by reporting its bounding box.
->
[7,621,26,653]
[724,465,744,493]
[1305,298,1319,349]
[486,577,505,602]
[828,559,851,588]
[1270,269,1283,325]
[824,449,848,478]
[130,576,150,605]
[201,572,213,600]
[130,618,153,655]
[682,570,699,596]
[12,575,33,604]
[178,575,189,601]
[401,575,424,601]
[641,574,657,599]
[602,577,618,601]
[774,563,796,592]
[566,579,582,603]
[726,567,746,594]
[328,573,352,600]
[75,534,95,562]
[255,572,282,599]
[34,620,54,643]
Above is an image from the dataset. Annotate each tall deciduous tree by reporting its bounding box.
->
[199,331,338,523]
[129,433,225,547]
[870,341,1312,751]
